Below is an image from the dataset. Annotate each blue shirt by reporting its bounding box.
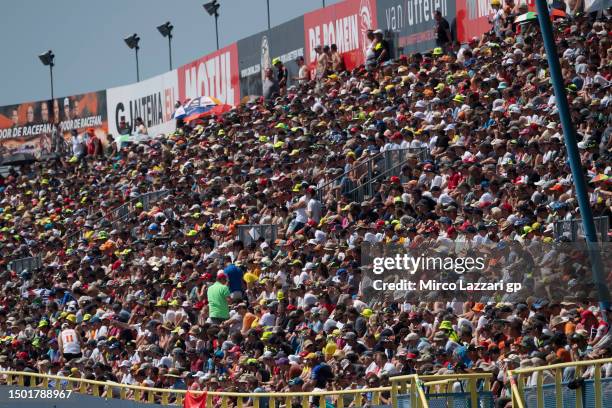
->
[224,264,243,293]
[311,363,333,388]
[171,379,187,390]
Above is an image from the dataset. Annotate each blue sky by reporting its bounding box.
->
[1,0,340,106]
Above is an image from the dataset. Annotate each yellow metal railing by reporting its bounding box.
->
[390,372,491,408]
[508,357,612,408]
[0,370,420,407]
[0,370,494,407]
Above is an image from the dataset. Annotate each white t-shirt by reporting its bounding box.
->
[89,347,104,364]
[97,325,108,340]
[303,293,318,306]
[298,65,309,84]
[381,142,401,152]
[410,140,428,149]
[260,312,276,327]
[307,198,322,222]
[226,312,243,333]
[60,329,81,354]
[294,195,309,223]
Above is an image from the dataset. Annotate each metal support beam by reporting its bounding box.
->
[535,0,610,315]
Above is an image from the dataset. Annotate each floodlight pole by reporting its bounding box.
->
[168,34,173,70]
[215,12,219,50]
[204,2,220,50]
[535,0,610,316]
[49,63,54,100]
[39,51,55,100]
[135,46,140,82]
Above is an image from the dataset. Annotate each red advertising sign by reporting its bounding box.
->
[177,43,240,107]
[455,0,493,42]
[455,0,535,42]
[304,0,378,72]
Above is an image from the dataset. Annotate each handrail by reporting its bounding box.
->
[421,378,456,387]
[391,372,490,408]
[0,370,501,407]
[317,150,385,200]
[414,376,429,408]
[553,216,609,242]
[344,149,415,198]
[508,357,612,408]
[6,254,42,273]
[0,369,402,406]
[0,370,389,397]
[510,357,612,375]
[393,373,492,381]
[64,188,170,245]
[507,372,526,408]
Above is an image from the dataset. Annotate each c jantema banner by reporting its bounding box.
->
[177,43,240,107]
[106,70,178,138]
[0,90,107,159]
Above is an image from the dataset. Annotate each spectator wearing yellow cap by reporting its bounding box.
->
[58,315,82,362]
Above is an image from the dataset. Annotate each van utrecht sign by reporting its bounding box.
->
[377,0,454,53]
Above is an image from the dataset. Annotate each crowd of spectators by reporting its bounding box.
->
[0,8,611,408]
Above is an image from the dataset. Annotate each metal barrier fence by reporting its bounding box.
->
[415,374,493,408]
[553,216,609,242]
[65,189,171,245]
[7,255,42,274]
[522,379,612,408]
[343,148,426,203]
[509,357,612,408]
[391,373,491,408]
[0,371,430,407]
[317,150,385,201]
[0,370,497,408]
[382,148,429,175]
[115,190,171,223]
[317,148,429,202]
[237,224,278,246]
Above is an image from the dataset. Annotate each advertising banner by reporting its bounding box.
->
[454,0,534,41]
[177,43,240,107]
[237,16,305,99]
[377,0,456,55]
[0,90,107,159]
[106,70,178,139]
[303,0,378,73]
[454,0,493,41]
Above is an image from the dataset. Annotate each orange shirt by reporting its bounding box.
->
[242,312,257,333]
[556,347,572,363]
